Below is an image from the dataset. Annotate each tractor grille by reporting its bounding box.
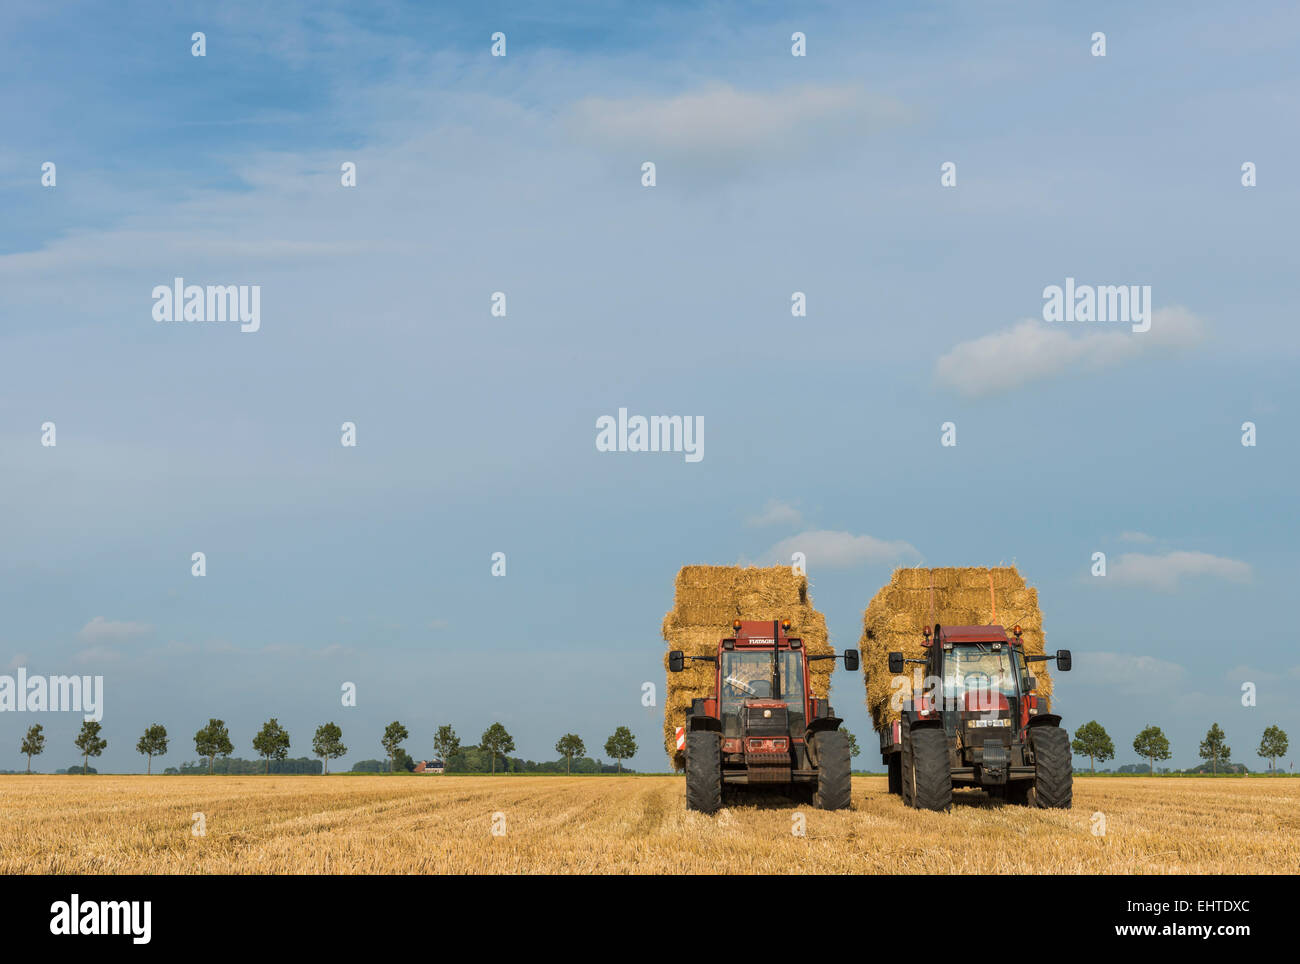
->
[744,704,789,737]
[745,760,792,783]
[744,745,792,783]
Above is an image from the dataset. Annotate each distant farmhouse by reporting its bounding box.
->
[413,759,445,774]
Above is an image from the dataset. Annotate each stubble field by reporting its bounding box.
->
[1,774,1296,874]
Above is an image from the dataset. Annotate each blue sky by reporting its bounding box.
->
[1,1,1296,773]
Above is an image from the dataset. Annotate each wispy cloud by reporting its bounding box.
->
[569,83,908,176]
[935,307,1206,398]
[746,499,803,528]
[1119,531,1156,543]
[74,645,123,665]
[764,529,919,569]
[1072,651,1188,695]
[77,616,152,643]
[1107,551,1251,591]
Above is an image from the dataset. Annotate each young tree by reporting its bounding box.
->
[1198,723,1230,775]
[842,729,861,758]
[252,718,291,774]
[381,721,409,773]
[1257,725,1289,773]
[434,724,460,765]
[555,733,585,775]
[1132,724,1172,774]
[74,721,107,775]
[604,726,637,773]
[480,722,515,774]
[1071,720,1116,774]
[136,724,169,775]
[194,719,234,774]
[20,723,45,774]
[312,722,347,774]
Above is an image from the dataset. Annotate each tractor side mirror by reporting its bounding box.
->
[668,651,684,673]
[888,651,904,674]
[1056,649,1072,672]
[843,649,859,672]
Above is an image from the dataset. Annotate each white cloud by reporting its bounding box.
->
[74,645,123,665]
[569,83,908,173]
[1120,531,1156,543]
[1072,651,1188,694]
[1108,551,1251,591]
[935,307,1206,398]
[764,529,919,569]
[746,499,803,528]
[77,616,152,643]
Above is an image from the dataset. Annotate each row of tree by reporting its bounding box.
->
[17,719,643,775]
[1070,721,1290,774]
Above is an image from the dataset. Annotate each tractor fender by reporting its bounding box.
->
[804,715,843,739]
[901,706,944,731]
[1026,714,1063,730]
[686,715,722,733]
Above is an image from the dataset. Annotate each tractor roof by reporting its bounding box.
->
[729,620,797,647]
[937,624,1012,644]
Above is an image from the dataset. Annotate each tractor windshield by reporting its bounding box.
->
[719,651,805,737]
[941,644,1021,709]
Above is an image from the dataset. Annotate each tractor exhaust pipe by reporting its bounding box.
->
[771,618,781,700]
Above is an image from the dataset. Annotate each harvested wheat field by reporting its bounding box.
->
[1,775,1297,874]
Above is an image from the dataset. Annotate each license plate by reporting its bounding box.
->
[969,719,1010,728]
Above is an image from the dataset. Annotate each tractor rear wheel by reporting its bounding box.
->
[908,727,952,812]
[887,753,902,795]
[811,731,852,810]
[685,731,723,814]
[1030,726,1073,809]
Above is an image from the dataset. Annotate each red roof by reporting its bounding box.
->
[937,624,1011,643]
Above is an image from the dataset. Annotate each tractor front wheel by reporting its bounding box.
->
[1030,726,1073,809]
[812,730,852,810]
[685,731,723,814]
[908,727,952,812]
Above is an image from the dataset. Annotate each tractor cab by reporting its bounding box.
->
[889,624,1071,730]
[717,620,809,741]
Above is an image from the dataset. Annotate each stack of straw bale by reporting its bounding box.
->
[860,567,1050,733]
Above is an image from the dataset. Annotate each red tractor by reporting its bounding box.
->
[669,618,859,813]
[881,623,1073,811]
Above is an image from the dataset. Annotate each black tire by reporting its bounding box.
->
[1030,727,1073,809]
[909,727,953,812]
[900,723,914,806]
[887,753,902,795]
[685,731,723,814]
[812,731,852,810]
